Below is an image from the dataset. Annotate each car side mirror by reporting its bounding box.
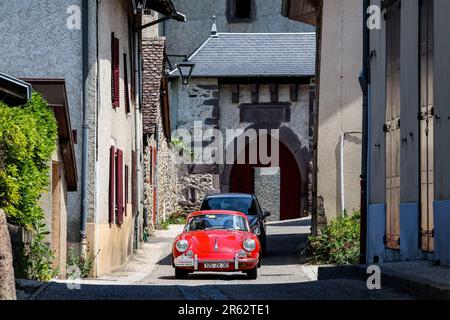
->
[263,211,271,218]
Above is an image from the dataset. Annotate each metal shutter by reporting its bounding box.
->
[419,0,435,252]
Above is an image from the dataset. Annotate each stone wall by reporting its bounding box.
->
[176,170,220,215]
[0,209,16,300]
[143,125,179,228]
[254,167,281,221]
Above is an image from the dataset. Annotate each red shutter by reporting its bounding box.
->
[116,149,124,225]
[125,164,129,216]
[124,53,131,114]
[111,33,120,109]
[131,150,137,216]
[109,146,116,224]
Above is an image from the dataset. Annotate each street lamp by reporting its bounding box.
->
[166,55,196,86]
[131,0,147,14]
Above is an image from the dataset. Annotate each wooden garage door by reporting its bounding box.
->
[419,0,434,252]
[385,0,401,250]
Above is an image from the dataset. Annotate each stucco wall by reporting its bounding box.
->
[163,0,314,56]
[0,0,83,245]
[316,0,363,220]
[89,0,137,276]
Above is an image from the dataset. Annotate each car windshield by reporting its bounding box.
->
[200,197,258,216]
[186,214,249,232]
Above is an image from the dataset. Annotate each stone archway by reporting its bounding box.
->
[221,126,311,220]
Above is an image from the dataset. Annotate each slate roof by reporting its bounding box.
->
[170,33,316,78]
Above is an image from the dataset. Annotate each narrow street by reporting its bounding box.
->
[34,218,411,300]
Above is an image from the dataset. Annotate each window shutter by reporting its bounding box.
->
[124,53,131,114]
[131,150,137,216]
[109,146,116,224]
[111,33,120,109]
[125,164,129,215]
[116,149,124,225]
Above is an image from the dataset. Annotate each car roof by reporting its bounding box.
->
[204,193,254,199]
[188,210,248,219]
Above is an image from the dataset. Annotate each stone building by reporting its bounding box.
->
[162,0,314,58]
[0,0,186,276]
[141,37,179,230]
[169,31,316,220]
[282,0,363,233]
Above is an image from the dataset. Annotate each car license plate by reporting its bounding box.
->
[175,257,194,267]
[204,263,229,269]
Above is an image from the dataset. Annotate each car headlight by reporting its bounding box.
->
[243,239,256,252]
[176,240,189,253]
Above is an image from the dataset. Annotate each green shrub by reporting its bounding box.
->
[67,249,99,279]
[14,221,59,282]
[307,212,361,265]
[0,93,57,229]
[0,93,58,281]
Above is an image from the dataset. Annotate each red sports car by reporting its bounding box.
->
[172,210,261,279]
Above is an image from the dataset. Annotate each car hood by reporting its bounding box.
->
[184,230,248,254]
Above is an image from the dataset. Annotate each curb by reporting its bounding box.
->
[317,264,450,300]
[28,282,52,300]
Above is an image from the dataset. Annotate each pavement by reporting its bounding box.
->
[30,218,413,300]
[318,261,450,300]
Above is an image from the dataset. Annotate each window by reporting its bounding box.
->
[227,0,255,23]
[115,149,124,225]
[111,33,120,108]
[109,146,125,225]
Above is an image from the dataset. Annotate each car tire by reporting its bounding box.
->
[175,268,189,279]
[246,267,258,280]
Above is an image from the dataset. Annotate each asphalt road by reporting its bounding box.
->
[35,218,411,300]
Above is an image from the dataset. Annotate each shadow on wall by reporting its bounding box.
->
[334,132,362,216]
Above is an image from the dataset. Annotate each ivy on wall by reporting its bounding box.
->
[0,92,57,229]
[0,93,59,281]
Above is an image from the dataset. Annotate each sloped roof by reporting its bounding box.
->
[170,33,316,78]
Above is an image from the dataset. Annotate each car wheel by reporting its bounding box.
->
[246,267,258,280]
[175,268,189,279]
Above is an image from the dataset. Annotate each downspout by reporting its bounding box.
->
[359,0,370,264]
[340,133,345,214]
[133,20,142,250]
[80,0,90,256]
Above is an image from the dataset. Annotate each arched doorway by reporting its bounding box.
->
[229,137,303,221]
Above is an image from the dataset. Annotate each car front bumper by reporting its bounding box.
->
[174,254,259,271]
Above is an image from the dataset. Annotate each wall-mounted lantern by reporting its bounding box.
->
[131,0,147,14]
[166,55,196,86]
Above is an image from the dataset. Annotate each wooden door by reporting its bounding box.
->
[419,0,434,252]
[385,0,401,250]
[51,162,61,270]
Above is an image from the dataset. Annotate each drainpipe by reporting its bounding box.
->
[340,133,345,215]
[359,0,370,264]
[80,0,90,256]
[133,22,142,249]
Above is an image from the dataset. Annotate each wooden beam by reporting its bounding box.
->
[269,83,278,103]
[250,84,259,103]
[232,84,240,103]
[290,84,298,102]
